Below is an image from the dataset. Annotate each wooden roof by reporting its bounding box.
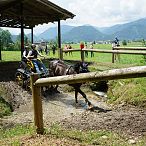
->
[0,0,75,28]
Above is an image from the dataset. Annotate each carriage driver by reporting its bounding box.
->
[22,45,29,61]
[27,44,48,75]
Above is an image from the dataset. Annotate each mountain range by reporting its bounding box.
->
[12,18,146,42]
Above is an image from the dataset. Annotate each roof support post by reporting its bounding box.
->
[31,28,34,44]
[20,2,24,57]
[0,37,2,60]
[58,20,63,60]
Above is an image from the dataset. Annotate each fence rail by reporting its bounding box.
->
[31,65,146,134]
[62,48,146,62]
[113,46,146,50]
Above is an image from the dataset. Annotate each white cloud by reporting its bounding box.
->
[3,0,146,35]
[50,0,146,27]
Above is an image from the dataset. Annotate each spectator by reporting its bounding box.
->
[90,43,94,57]
[114,37,120,47]
[64,44,68,56]
[68,44,73,56]
[84,43,88,58]
[52,45,56,56]
[38,45,43,54]
[45,45,48,55]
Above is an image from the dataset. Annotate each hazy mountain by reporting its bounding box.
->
[11,35,18,42]
[11,18,146,42]
[37,25,74,41]
[26,33,38,42]
[98,18,146,39]
[62,25,106,42]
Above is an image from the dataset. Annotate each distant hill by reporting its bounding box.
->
[11,35,18,42]
[37,25,74,41]
[26,34,38,42]
[11,18,146,42]
[99,18,146,40]
[62,25,106,42]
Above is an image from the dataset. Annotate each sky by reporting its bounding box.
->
[3,0,146,35]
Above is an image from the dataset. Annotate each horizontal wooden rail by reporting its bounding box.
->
[35,66,146,87]
[63,48,146,55]
[113,46,146,50]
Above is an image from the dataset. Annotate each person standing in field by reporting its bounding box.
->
[68,44,73,56]
[45,44,48,55]
[52,44,56,56]
[90,43,94,57]
[64,44,68,56]
[84,42,88,58]
[114,37,120,47]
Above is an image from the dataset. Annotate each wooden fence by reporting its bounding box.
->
[61,48,146,63]
[112,46,146,63]
[31,65,146,134]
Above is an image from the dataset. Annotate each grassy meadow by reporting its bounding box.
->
[1,41,146,145]
[1,42,145,66]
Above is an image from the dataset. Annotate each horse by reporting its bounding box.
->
[49,60,92,108]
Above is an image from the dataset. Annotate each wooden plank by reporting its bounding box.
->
[63,49,146,55]
[35,66,146,87]
[113,47,146,50]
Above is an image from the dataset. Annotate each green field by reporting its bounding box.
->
[1,43,145,66]
[1,42,146,145]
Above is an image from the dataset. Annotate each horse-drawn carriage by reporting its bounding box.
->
[15,58,49,91]
[15,59,94,107]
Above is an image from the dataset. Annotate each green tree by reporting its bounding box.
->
[0,29,12,50]
[122,40,127,46]
[14,34,30,51]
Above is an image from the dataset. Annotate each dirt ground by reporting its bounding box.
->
[1,81,146,145]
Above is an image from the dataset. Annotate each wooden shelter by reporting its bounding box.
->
[0,0,75,57]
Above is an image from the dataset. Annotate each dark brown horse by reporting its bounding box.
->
[49,60,92,107]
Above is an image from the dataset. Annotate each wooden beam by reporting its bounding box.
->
[35,66,146,87]
[20,2,24,57]
[63,49,146,55]
[114,47,146,50]
[0,0,23,12]
[31,28,33,44]
[0,38,2,60]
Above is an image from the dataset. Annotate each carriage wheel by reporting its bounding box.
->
[15,72,24,87]
[25,78,31,92]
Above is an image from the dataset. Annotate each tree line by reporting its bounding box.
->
[0,28,30,51]
[0,28,146,51]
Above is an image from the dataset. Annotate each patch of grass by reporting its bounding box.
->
[0,97,12,118]
[0,124,35,145]
[0,124,35,139]
[1,51,21,61]
[108,78,146,107]
[48,123,146,146]
[0,123,146,145]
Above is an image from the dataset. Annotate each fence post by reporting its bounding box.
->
[30,73,44,134]
[81,50,84,62]
[112,47,115,63]
[0,38,2,60]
